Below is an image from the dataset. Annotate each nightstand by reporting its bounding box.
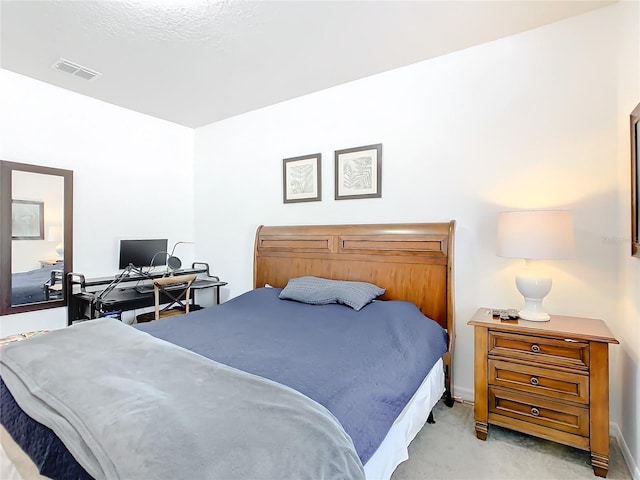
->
[468,308,619,477]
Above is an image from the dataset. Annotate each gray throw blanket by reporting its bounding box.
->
[0,319,364,480]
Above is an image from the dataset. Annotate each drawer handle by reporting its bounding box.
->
[531,344,540,353]
[530,377,539,386]
[531,407,540,417]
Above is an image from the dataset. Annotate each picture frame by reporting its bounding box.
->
[335,143,382,200]
[283,153,321,204]
[631,102,639,257]
[12,199,44,240]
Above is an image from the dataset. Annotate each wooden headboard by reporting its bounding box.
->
[254,222,454,328]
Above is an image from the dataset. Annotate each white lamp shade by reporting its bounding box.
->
[48,226,63,243]
[497,210,575,260]
[48,225,64,260]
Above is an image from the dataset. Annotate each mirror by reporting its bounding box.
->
[632,103,640,258]
[0,161,73,315]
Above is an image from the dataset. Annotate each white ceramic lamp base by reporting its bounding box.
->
[515,261,552,322]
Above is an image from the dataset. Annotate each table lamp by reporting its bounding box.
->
[48,225,64,260]
[497,210,575,321]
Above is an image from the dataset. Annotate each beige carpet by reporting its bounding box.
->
[391,400,632,480]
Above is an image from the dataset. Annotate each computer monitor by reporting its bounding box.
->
[118,239,168,269]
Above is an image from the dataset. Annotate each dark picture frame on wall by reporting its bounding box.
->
[334,143,382,200]
[631,102,640,257]
[11,199,44,240]
[283,153,321,204]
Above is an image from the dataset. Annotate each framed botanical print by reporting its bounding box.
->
[631,102,639,257]
[12,199,44,240]
[334,143,382,200]
[283,153,321,203]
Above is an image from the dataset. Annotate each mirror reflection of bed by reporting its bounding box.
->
[0,222,455,480]
[11,263,64,305]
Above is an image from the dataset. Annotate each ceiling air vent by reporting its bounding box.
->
[51,58,102,81]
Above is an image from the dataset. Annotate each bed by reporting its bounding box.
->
[10,264,63,305]
[0,221,455,480]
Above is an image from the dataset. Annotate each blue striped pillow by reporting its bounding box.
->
[279,276,385,311]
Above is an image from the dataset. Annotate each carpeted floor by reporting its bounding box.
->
[391,400,632,480]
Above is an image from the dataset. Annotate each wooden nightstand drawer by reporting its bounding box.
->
[489,359,589,404]
[489,331,589,370]
[488,387,589,437]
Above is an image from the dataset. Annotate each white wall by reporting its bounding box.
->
[194,2,638,476]
[0,69,195,334]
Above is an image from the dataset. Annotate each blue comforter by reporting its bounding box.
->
[137,287,448,464]
[0,287,447,477]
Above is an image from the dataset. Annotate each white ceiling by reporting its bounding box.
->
[1,0,614,128]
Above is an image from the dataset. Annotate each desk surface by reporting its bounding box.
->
[71,267,210,288]
[77,278,227,305]
[192,279,227,289]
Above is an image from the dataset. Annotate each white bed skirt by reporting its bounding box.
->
[364,358,445,480]
[1,358,445,480]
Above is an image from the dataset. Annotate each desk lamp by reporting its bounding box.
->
[167,241,194,273]
[497,210,575,321]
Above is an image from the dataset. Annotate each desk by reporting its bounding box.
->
[67,264,227,325]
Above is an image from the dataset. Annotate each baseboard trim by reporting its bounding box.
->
[453,384,473,403]
[611,422,640,480]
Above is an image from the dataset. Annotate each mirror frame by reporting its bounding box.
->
[632,103,640,258]
[0,160,73,315]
